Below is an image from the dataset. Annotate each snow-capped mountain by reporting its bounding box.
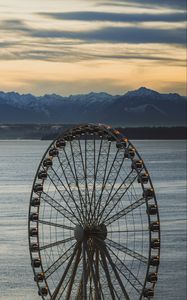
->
[0,87,186,126]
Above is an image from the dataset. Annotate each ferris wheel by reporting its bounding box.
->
[28,123,160,300]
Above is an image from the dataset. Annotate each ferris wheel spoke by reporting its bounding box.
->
[69,140,89,222]
[97,169,135,223]
[56,154,86,221]
[103,157,129,205]
[101,141,112,188]
[77,243,93,300]
[79,241,104,300]
[77,139,91,217]
[105,197,146,226]
[117,173,139,206]
[87,135,98,223]
[85,243,101,300]
[47,168,84,224]
[84,136,95,219]
[56,277,71,300]
[100,150,124,203]
[100,171,138,223]
[94,248,106,299]
[87,135,97,231]
[62,146,82,194]
[40,236,75,251]
[65,245,82,299]
[38,219,74,230]
[128,180,142,204]
[94,137,104,179]
[100,147,120,192]
[106,238,147,264]
[98,140,112,189]
[89,137,105,222]
[106,245,143,293]
[107,229,149,234]
[40,192,78,226]
[56,155,76,197]
[99,246,116,299]
[45,242,76,279]
[62,147,76,175]
[51,242,80,300]
[94,136,104,184]
[100,241,130,300]
[94,141,114,220]
[84,135,90,204]
[79,240,87,299]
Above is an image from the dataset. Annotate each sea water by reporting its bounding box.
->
[0,140,186,300]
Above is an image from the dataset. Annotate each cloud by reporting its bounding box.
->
[132,0,186,9]
[1,39,185,67]
[0,41,18,48]
[96,0,186,10]
[1,17,181,46]
[30,26,186,45]
[0,15,185,65]
[41,11,186,23]
[1,15,185,46]
[0,18,185,64]
[1,48,185,66]
[0,48,95,62]
[0,19,30,32]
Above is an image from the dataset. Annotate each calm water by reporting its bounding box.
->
[0,140,186,300]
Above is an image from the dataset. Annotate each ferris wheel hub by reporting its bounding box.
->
[74,225,84,242]
[74,223,107,242]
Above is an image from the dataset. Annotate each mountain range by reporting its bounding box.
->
[0,87,186,126]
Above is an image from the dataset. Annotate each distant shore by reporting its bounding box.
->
[117,126,187,140]
[0,124,186,140]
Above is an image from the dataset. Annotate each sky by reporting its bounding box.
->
[0,0,186,96]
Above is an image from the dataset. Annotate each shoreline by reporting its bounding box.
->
[0,125,186,140]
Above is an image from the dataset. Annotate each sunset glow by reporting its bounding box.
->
[0,0,186,95]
